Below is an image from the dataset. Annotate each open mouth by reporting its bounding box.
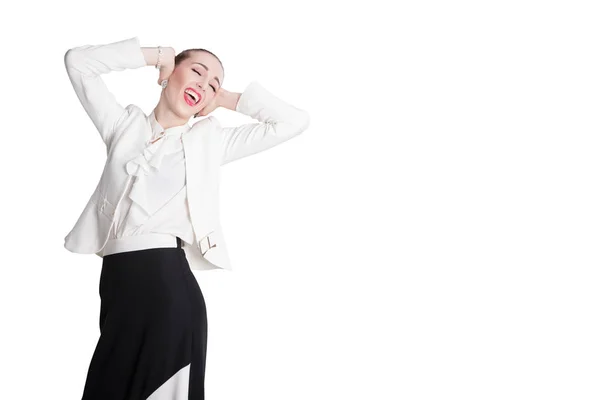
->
[184,88,202,106]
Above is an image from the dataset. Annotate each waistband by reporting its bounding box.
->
[103,233,182,256]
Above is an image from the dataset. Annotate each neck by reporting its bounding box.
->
[153,97,189,130]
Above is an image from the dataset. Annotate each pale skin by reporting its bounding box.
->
[140,46,241,130]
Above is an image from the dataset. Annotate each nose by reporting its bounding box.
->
[196,80,209,92]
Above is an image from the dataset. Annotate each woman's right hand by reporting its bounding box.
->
[156,47,176,86]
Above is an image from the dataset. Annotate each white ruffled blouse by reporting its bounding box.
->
[107,110,197,246]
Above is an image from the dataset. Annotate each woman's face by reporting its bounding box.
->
[166,51,224,118]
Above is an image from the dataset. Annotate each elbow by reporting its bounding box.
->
[300,110,310,132]
[63,49,73,68]
[64,48,81,70]
[64,46,90,72]
[290,110,310,137]
[278,114,309,139]
[285,109,310,134]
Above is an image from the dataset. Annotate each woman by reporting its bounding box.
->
[63,36,310,400]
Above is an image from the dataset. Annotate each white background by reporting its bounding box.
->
[1,0,599,399]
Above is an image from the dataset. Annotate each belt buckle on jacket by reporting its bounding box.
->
[198,231,217,256]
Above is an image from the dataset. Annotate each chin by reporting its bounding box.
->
[174,102,195,119]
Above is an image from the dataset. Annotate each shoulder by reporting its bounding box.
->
[191,115,222,131]
[207,115,221,128]
[115,104,146,129]
[115,103,144,125]
[124,103,145,118]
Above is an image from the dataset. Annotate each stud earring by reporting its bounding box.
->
[161,79,168,89]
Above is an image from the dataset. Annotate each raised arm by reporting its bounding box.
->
[63,36,162,149]
[216,81,310,166]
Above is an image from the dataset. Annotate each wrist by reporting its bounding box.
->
[141,47,175,67]
[219,90,241,111]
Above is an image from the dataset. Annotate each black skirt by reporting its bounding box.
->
[81,237,208,400]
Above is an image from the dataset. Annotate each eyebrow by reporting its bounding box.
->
[192,62,221,87]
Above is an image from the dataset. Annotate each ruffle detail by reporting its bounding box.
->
[125,135,181,177]
[125,135,185,215]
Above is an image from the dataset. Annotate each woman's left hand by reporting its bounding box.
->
[197,88,229,116]
[198,88,242,116]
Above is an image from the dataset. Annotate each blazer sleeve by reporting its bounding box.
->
[63,36,147,149]
[217,81,310,166]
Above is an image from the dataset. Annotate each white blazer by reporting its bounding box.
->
[63,36,310,271]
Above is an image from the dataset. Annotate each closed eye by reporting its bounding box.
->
[193,69,216,92]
